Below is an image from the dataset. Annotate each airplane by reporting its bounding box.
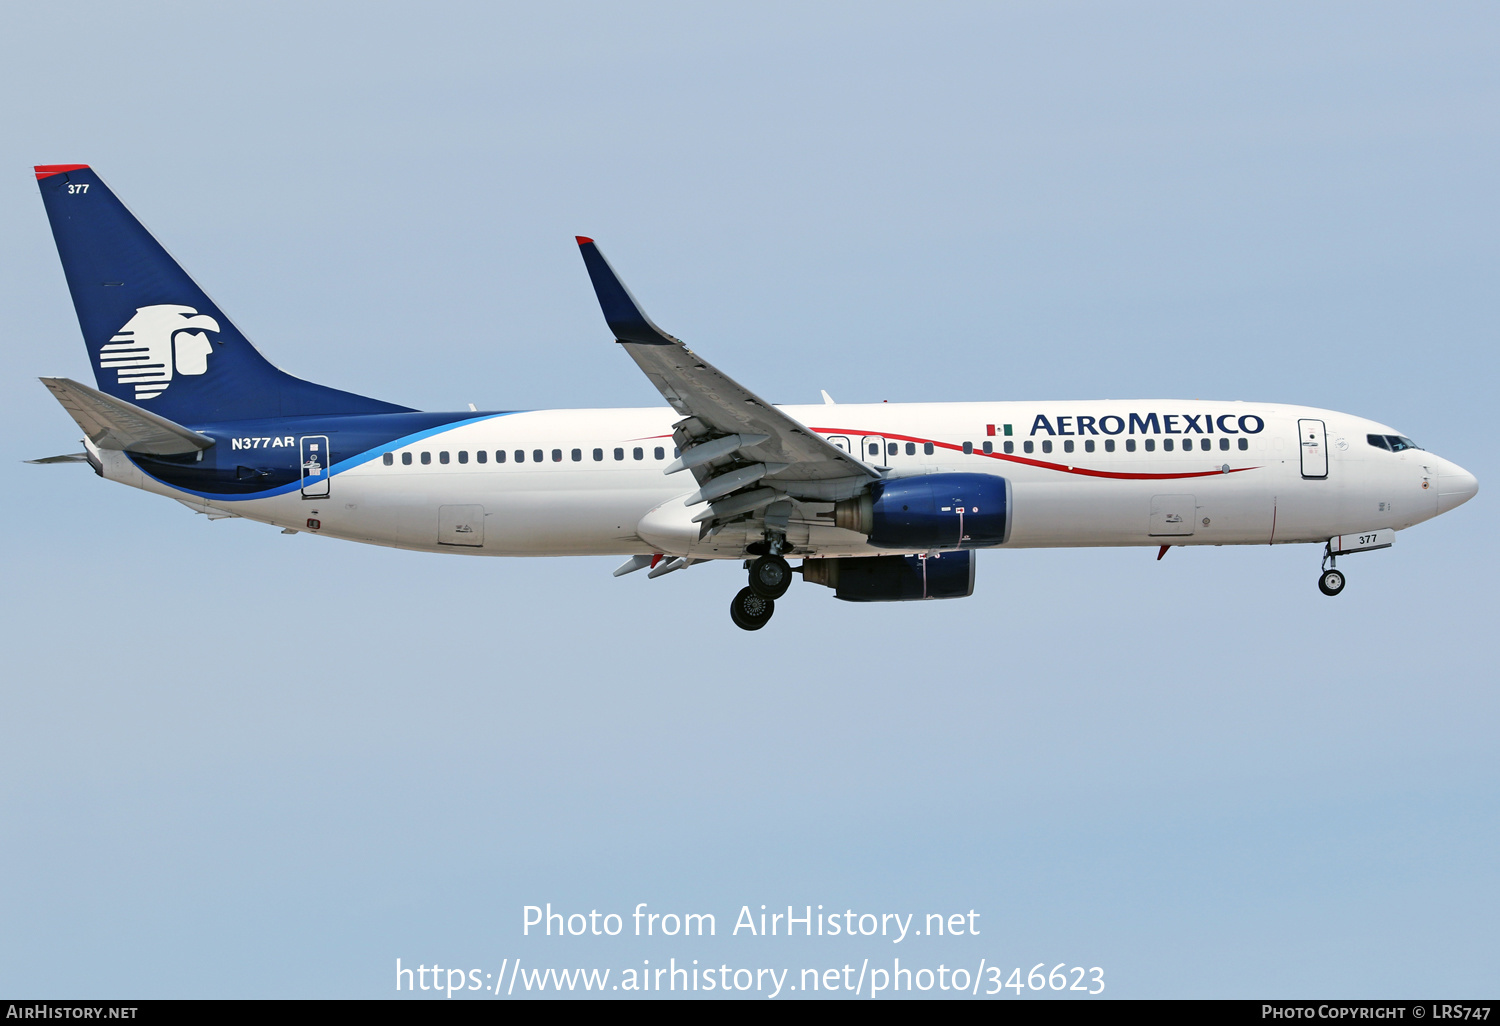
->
[30,164,1479,631]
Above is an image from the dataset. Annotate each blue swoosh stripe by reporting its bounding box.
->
[138,412,518,501]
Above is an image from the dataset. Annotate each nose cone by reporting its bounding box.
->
[1438,459,1479,514]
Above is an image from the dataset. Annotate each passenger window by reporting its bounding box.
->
[962,441,973,454]
[552,449,562,462]
[1144,439,1155,452]
[439,451,450,464]
[982,441,993,454]
[1162,439,1174,452]
[1084,439,1095,453]
[1219,438,1229,451]
[1200,438,1211,451]
[514,450,524,463]
[421,452,432,465]
[923,442,934,455]
[654,446,665,460]
[382,453,393,466]
[457,451,468,464]
[1024,441,1034,454]
[633,447,643,460]
[401,452,412,465]
[572,448,582,461]
[673,447,680,457]
[593,448,603,461]
[1063,440,1074,453]
[905,442,916,455]
[533,449,543,463]
[1104,439,1115,452]
[614,448,624,461]
[1003,441,1014,454]
[477,451,487,464]
[1125,439,1136,452]
[1041,440,1052,454]
[1238,437,1248,451]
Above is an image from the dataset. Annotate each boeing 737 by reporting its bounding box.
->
[30,164,1479,630]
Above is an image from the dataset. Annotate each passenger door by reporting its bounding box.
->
[299,435,330,498]
[860,435,889,467]
[1298,419,1328,479]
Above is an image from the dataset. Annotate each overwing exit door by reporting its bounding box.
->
[1298,419,1328,479]
[300,435,331,498]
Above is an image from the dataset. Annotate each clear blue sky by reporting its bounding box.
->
[1,1,1494,998]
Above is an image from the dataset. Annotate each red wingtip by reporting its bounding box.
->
[575,236,594,245]
[34,164,89,180]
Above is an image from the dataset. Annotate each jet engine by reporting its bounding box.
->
[802,551,975,602]
[831,473,1009,549]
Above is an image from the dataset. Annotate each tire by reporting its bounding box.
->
[730,587,775,630]
[1318,568,1346,596]
[748,554,792,599]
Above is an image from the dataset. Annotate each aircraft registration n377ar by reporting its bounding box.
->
[31,164,1479,630]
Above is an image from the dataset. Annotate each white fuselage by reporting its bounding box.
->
[98,400,1476,560]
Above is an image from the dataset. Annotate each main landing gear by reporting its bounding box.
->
[731,549,793,631]
[730,587,775,631]
[748,554,792,599]
[1318,544,1346,596]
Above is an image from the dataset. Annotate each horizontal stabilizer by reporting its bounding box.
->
[39,376,214,455]
[25,452,90,464]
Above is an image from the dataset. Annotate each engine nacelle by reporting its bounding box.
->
[802,551,975,602]
[833,473,1009,549]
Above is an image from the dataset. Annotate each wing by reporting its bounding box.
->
[39,376,215,455]
[575,238,875,518]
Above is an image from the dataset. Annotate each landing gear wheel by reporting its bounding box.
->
[748,554,792,599]
[730,587,775,631]
[1318,568,1346,596]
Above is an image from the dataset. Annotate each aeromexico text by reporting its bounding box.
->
[1027,413,1266,437]
[523,904,978,943]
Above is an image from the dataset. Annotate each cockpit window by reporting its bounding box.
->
[1368,433,1421,452]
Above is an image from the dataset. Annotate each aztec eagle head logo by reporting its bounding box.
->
[98,304,220,400]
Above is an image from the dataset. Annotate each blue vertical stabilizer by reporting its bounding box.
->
[35,165,413,423]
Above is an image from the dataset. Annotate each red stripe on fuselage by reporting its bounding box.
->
[809,427,1260,481]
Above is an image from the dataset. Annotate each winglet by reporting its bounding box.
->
[575,238,675,346]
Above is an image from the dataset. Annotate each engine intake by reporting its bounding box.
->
[832,473,1009,549]
[803,552,975,602]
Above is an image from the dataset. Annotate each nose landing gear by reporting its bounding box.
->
[1318,543,1346,596]
[1319,568,1346,596]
